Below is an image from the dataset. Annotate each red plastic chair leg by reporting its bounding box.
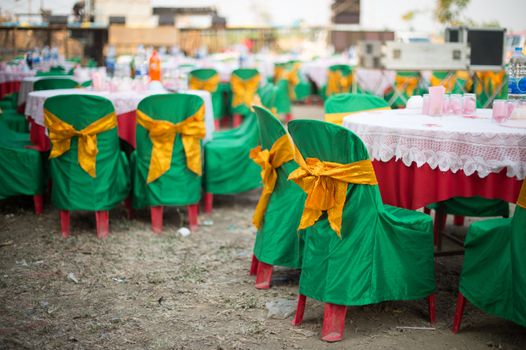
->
[233,114,242,127]
[60,210,70,238]
[151,206,163,234]
[204,193,213,214]
[452,292,466,334]
[33,195,43,215]
[249,254,259,276]
[124,197,133,219]
[255,261,273,289]
[433,207,447,247]
[321,303,347,342]
[423,207,431,215]
[428,294,436,324]
[187,204,199,231]
[454,215,465,226]
[214,119,220,130]
[292,294,307,326]
[95,211,109,239]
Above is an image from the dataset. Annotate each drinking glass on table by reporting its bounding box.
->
[422,94,430,115]
[492,100,508,123]
[449,94,463,115]
[462,94,476,114]
[442,94,450,114]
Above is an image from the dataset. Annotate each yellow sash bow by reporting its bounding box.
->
[136,105,205,183]
[44,109,117,177]
[288,148,378,237]
[518,181,526,209]
[395,75,419,96]
[189,74,220,93]
[274,64,300,100]
[324,107,391,125]
[327,70,353,96]
[250,134,295,229]
[231,74,261,108]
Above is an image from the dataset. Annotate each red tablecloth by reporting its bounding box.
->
[29,110,138,151]
[0,81,21,99]
[374,159,523,210]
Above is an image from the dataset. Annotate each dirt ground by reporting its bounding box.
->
[1,105,525,349]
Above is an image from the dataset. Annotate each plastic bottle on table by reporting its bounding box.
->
[105,45,116,77]
[149,50,161,81]
[507,47,526,101]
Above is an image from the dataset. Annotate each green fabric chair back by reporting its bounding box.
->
[0,110,29,133]
[252,106,305,267]
[258,83,278,112]
[34,78,78,91]
[204,112,261,194]
[189,68,223,119]
[36,70,68,77]
[287,119,435,306]
[325,93,388,114]
[0,121,43,200]
[459,182,526,327]
[132,93,204,208]
[44,94,130,210]
[329,64,352,76]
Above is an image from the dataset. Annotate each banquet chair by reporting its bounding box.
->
[0,108,29,133]
[322,64,355,99]
[324,93,390,125]
[452,181,526,333]
[130,94,205,233]
[202,84,279,213]
[34,78,78,91]
[189,68,223,128]
[44,94,130,238]
[230,68,260,127]
[273,62,293,122]
[249,106,305,289]
[288,119,436,342]
[0,120,44,214]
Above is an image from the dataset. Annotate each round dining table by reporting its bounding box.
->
[342,108,526,209]
[24,88,215,151]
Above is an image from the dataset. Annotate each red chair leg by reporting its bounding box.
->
[124,197,133,219]
[423,207,431,215]
[454,215,465,226]
[151,206,163,234]
[204,193,213,214]
[255,261,273,289]
[285,113,292,123]
[452,292,466,334]
[321,303,347,342]
[214,119,220,130]
[60,210,70,238]
[233,114,242,127]
[428,294,436,324]
[187,204,199,231]
[433,207,447,247]
[95,211,109,239]
[33,195,43,215]
[249,254,259,276]
[292,294,307,326]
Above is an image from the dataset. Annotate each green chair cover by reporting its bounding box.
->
[0,110,29,133]
[0,93,18,109]
[36,70,68,77]
[34,78,79,91]
[79,80,93,88]
[321,64,356,100]
[0,121,43,200]
[384,71,423,108]
[44,95,130,210]
[230,68,260,116]
[324,93,389,125]
[288,60,312,102]
[288,119,436,306]
[131,94,204,208]
[459,182,526,327]
[189,68,223,120]
[251,106,305,268]
[426,196,509,217]
[204,112,261,194]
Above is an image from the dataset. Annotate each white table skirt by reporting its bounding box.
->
[25,88,215,142]
[342,108,526,179]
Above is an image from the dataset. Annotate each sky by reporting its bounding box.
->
[1,0,525,32]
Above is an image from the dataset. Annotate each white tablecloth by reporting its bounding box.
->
[17,76,90,106]
[25,88,215,142]
[342,108,526,179]
[0,70,35,84]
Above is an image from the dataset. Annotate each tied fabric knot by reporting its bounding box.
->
[250,134,295,229]
[518,181,526,209]
[327,70,353,96]
[288,147,378,238]
[231,74,261,108]
[189,74,220,93]
[137,105,205,183]
[44,109,117,177]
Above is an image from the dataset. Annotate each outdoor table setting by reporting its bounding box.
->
[342,97,526,210]
[24,87,215,151]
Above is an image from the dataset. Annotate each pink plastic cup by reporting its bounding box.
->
[428,86,445,116]
[449,94,463,115]
[422,94,430,114]
[492,100,508,123]
[463,94,477,114]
